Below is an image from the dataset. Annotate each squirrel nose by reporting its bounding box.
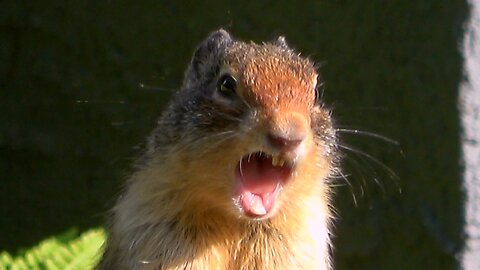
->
[266,112,308,152]
[267,132,304,152]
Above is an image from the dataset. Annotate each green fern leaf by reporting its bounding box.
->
[0,228,105,270]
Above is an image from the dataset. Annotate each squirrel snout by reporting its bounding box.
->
[267,132,304,152]
[266,112,308,153]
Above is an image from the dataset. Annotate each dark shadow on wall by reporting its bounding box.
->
[0,1,468,269]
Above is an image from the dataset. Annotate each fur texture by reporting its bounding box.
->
[97,29,337,270]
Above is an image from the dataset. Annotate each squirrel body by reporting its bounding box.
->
[98,30,337,270]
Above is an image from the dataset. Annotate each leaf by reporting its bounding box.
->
[1,228,105,270]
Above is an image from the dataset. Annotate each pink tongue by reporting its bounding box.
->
[235,154,291,217]
[240,158,283,193]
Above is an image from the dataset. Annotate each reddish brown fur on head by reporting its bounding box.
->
[224,42,318,152]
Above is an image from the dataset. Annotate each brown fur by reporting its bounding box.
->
[97,30,337,270]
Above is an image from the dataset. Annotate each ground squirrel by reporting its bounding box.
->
[97,29,338,270]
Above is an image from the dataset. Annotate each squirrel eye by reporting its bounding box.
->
[217,74,237,97]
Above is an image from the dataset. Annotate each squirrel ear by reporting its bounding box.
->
[190,29,233,73]
[274,36,289,49]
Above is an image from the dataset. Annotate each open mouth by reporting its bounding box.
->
[234,151,294,218]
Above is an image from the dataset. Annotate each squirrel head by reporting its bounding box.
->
[156,30,336,221]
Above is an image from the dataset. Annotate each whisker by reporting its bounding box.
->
[372,177,387,199]
[338,144,400,190]
[336,128,399,146]
[359,185,365,197]
[344,151,392,199]
[172,130,236,155]
[242,98,254,110]
[216,112,243,123]
[334,106,389,112]
[201,130,236,155]
[342,155,369,194]
[314,79,326,104]
[208,130,236,138]
[138,83,177,92]
[197,132,238,157]
[75,99,126,104]
[338,170,358,207]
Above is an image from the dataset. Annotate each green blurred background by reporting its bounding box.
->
[1,1,469,269]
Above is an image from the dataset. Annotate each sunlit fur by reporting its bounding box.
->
[97,30,338,270]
